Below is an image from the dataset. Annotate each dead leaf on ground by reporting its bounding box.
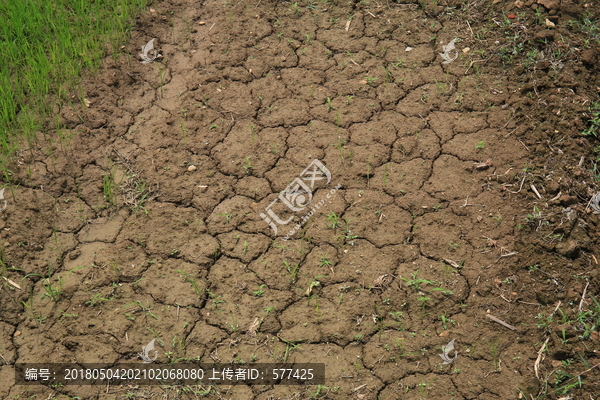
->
[247,317,260,337]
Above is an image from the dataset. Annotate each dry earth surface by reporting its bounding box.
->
[1,0,600,399]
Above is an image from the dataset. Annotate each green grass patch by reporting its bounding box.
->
[0,0,147,154]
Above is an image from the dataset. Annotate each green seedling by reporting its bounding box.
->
[253,284,266,297]
[489,337,500,370]
[391,58,405,68]
[319,256,333,267]
[401,271,436,291]
[326,97,335,111]
[283,260,301,282]
[178,270,203,298]
[582,102,600,137]
[418,296,431,311]
[525,206,543,222]
[277,335,303,362]
[102,170,118,206]
[22,294,46,324]
[216,211,232,223]
[382,163,390,186]
[41,277,63,302]
[243,157,254,174]
[334,137,348,163]
[326,212,341,229]
[85,292,114,307]
[305,275,325,297]
[229,311,238,332]
[440,314,455,330]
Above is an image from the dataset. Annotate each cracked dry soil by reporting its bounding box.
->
[1,0,600,399]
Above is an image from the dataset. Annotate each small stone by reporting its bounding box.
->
[551,360,562,368]
[14,331,21,337]
[359,80,368,85]
[187,165,197,172]
[198,20,206,25]
[514,0,524,8]
[149,8,156,12]
[462,47,470,53]
[554,323,576,338]
[558,195,577,206]
[555,240,579,259]
[538,0,559,10]
[546,183,560,196]
[3,242,8,247]
[581,49,598,67]
[545,18,556,28]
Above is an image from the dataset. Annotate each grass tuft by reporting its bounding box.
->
[0,0,147,155]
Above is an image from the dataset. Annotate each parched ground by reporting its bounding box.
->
[1,0,600,399]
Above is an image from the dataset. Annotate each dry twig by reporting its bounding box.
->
[496,248,518,262]
[578,281,590,313]
[534,337,550,379]
[107,147,158,209]
[2,276,20,289]
[443,258,462,269]
[247,317,260,337]
[474,159,493,170]
[485,314,517,331]
[530,184,543,199]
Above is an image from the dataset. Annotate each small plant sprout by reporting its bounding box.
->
[283,260,301,282]
[253,284,266,297]
[440,314,455,330]
[243,157,253,175]
[418,296,431,311]
[326,212,341,229]
[326,97,335,111]
[475,140,485,150]
[41,277,63,302]
[305,275,325,296]
[319,256,333,267]
[582,101,600,137]
[216,211,232,223]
